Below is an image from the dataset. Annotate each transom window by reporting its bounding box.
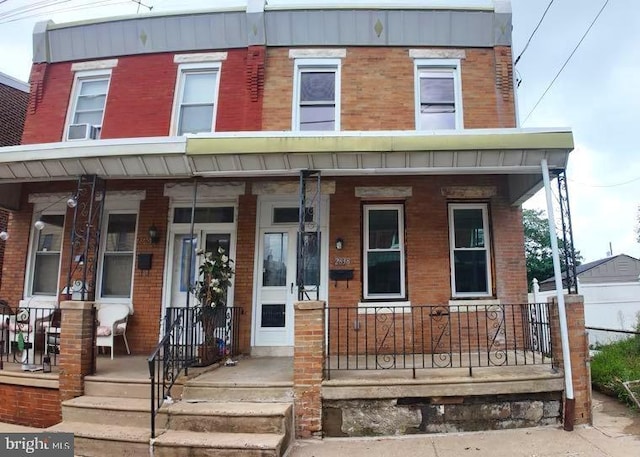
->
[174,64,220,135]
[293,59,340,131]
[31,214,65,295]
[66,73,110,140]
[363,205,405,300]
[173,207,234,224]
[100,213,137,299]
[414,59,463,130]
[449,204,492,297]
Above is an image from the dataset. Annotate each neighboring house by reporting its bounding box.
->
[531,254,640,345]
[0,0,583,439]
[0,71,29,290]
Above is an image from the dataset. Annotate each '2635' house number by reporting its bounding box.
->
[334,257,351,266]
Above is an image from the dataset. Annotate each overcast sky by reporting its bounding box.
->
[0,0,638,263]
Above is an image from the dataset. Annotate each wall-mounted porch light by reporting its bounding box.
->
[149,224,160,244]
[335,237,344,250]
[0,231,8,241]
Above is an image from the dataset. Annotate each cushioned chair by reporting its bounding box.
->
[96,304,131,359]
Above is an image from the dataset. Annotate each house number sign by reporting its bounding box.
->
[334,257,351,266]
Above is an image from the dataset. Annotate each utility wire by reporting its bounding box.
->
[514,0,556,66]
[522,0,611,125]
[0,0,131,23]
[568,175,640,188]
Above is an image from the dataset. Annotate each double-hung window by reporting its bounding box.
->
[293,59,340,131]
[100,213,137,299]
[414,59,463,130]
[363,205,405,300]
[449,204,492,297]
[173,64,220,135]
[31,214,65,296]
[66,72,110,140]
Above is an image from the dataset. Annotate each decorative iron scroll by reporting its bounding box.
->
[486,304,507,366]
[374,308,396,369]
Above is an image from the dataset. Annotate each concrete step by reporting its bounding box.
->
[182,382,293,403]
[61,396,151,427]
[152,430,286,457]
[162,401,292,434]
[84,376,161,399]
[48,421,151,457]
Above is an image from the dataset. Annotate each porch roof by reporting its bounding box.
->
[0,128,572,208]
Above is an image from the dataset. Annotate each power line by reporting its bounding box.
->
[522,0,611,125]
[514,0,556,66]
[568,175,640,188]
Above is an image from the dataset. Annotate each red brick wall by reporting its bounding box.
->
[263,47,516,130]
[21,48,265,144]
[0,81,28,146]
[327,175,526,307]
[0,384,61,427]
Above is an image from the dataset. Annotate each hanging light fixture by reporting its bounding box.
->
[0,231,8,241]
[66,195,78,208]
[34,220,46,231]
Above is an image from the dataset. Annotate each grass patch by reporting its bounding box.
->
[591,332,640,406]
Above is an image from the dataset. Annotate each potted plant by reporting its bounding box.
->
[192,246,234,366]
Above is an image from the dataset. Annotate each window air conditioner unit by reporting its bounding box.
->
[67,123,99,141]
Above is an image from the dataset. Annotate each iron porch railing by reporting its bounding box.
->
[326,302,554,379]
[147,306,242,438]
[0,302,71,370]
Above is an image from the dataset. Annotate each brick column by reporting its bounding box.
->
[294,301,325,438]
[548,294,592,427]
[59,300,95,401]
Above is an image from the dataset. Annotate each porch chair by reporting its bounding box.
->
[96,304,131,359]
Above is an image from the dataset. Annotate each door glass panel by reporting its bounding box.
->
[263,233,288,287]
[180,236,197,292]
[173,207,234,224]
[205,233,231,255]
[261,304,286,328]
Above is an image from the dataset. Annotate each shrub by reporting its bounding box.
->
[591,321,640,406]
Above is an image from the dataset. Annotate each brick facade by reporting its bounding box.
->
[0,77,28,146]
[263,47,516,131]
[0,384,61,427]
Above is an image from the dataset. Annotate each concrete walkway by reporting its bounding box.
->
[289,392,640,457]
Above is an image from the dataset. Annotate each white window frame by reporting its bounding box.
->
[292,58,341,131]
[363,204,406,300]
[170,62,222,136]
[63,69,112,141]
[413,58,463,130]
[448,203,492,298]
[25,205,66,298]
[96,197,140,304]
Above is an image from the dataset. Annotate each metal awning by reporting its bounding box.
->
[0,128,573,208]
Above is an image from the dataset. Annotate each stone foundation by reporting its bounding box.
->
[323,392,562,437]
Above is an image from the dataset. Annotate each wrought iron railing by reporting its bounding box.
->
[326,302,553,379]
[147,306,243,438]
[0,302,64,370]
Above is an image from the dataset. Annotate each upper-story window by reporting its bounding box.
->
[172,63,221,135]
[66,71,111,141]
[414,59,463,130]
[292,59,341,131]
[449,203,492,297]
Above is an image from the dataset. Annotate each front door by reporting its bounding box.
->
[253,198,328,352]
[169,231,232,308]
[254,229,298,347]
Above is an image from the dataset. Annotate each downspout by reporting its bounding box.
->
[541,159,575,431]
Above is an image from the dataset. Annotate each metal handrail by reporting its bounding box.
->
[147,306,243,438]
